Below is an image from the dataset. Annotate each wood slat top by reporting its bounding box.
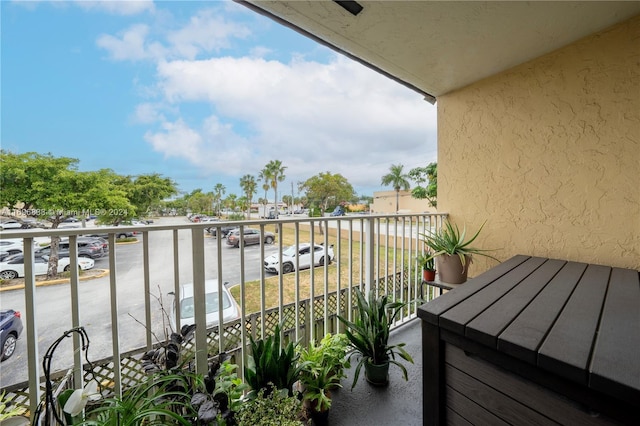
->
[418,255,640,404]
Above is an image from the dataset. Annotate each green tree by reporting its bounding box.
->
[187,189,214,215]
[224,194,238,212]
[213,183,226,217]
[409,162,437,208]
[381,164,411,214]
[300,172,355,234]
[0,151,132,278]
[281,195,292,212]
[239,174,257,219]
[258,169,270,217]
[264,160,287,218]
[127,174,177,217]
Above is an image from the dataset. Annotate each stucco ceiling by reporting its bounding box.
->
[239,1,640,102]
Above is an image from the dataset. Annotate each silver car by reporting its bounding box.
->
[170,280,240,331]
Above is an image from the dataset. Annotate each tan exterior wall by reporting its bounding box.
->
[371,190,436,214]
[438,15,640,275]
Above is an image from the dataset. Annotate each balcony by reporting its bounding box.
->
[0,213,446,424]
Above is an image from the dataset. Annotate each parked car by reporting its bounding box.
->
[264,243,335,274]
[0,218,24,230]
[37,239,105,259]
[226,228,275,248]
[169,280,239,330]
[78,236,109,251]
[0,254,94,279]
[206,225,238,238]
[0,309,23,361]
[85,229,135,239]
[330,205,346,216]
[0,239,24,257]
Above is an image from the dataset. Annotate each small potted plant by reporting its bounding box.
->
[421,220,498,284]
[296,333,350,424]
[337,289,414,388]
[416,252,436,281]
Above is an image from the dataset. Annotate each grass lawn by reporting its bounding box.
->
[229,222,417,314]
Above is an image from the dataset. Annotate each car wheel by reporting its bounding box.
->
[0,270,18,280]
[64,265,71,272]
[117,234,127,239]
[282,263,294,274]
[2,334,17,360]
[265,236,274,244]
[318,256,332,266]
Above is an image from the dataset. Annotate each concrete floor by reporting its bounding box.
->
[328,319,423,426]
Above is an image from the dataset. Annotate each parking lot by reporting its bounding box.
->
[0,217,279,387]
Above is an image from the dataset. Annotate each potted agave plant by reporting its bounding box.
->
[421,220,498,284]
[338,289,413,388]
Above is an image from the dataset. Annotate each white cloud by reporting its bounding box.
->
[144,119,204,162]
[97,24,160,61]
[166,9,251,59]
[150,54,436,192]
[98,4,437,194]
[132,103,165,124]
[75,0,155,16]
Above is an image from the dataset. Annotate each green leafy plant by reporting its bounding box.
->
[416,252,435,271]
[421,220,498,267]
[0,391,28,422]
[81,372,195,425]
[244,322,305,397]
[337,289,414,389]
[296,333,350,414]
[190,355,248,425]
[235,385,304,426]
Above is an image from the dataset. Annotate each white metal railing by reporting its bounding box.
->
[0,212,447,420]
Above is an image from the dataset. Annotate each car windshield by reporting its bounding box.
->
[180,292,231,319]
[282,245,299,257]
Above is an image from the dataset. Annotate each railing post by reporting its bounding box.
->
[143,231,152,349]
[191,228,208,375]
[108,233,122,398]
[23,237,41,418]
[68,235,83,390]
[364,218,375,296]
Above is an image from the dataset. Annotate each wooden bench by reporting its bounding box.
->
[418,255,639,425]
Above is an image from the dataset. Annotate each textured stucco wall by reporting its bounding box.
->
[438,15,640,274]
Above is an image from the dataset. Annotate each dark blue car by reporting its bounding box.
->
[1,309,23,361]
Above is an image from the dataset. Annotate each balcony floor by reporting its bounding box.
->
[328,319,422,426]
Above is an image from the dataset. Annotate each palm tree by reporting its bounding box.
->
[264,160,287,218]
[213,183,225,217]
[381,164,411,214]
[258,169,271,217]
[239,174,257,219]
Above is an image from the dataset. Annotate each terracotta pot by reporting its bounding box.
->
[423,269,436,282]
[435,254,471,284]
[365,360,389,386]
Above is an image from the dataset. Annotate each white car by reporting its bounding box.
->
[264,243,335,274]
[0,254,95,280]
[170,280,240,331]
[0,219,23,230]
[0,239,25,260]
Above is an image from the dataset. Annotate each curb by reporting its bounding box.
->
[0,269,110,292]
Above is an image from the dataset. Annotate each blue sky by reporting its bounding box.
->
[1,0,437,198]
